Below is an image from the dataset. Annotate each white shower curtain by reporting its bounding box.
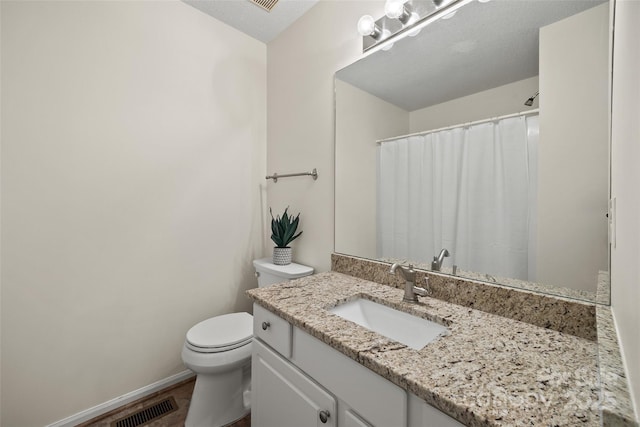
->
[377,115,539,281]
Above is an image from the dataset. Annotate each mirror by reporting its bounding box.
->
[335,0,611,304]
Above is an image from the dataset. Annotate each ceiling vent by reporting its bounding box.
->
[249,0,279,12]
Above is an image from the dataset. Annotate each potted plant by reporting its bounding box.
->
[270,207,302,265]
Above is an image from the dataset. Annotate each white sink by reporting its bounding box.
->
[329,298,447,350]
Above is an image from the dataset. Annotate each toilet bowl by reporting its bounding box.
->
[182,259,313,427]
[182,312,252,427]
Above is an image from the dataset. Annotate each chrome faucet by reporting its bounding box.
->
[431,248,450,271]
[389,263,430,303]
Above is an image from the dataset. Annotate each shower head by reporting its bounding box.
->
[524,91,539,107]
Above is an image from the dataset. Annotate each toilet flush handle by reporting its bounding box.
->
[261,321,270,330]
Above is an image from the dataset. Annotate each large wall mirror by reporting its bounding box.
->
[335,0,611,304]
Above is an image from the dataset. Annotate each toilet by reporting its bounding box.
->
[181,258,314,427]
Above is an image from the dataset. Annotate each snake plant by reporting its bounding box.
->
[270,207,303,248]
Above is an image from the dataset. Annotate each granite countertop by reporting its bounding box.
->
[247,271,600,427]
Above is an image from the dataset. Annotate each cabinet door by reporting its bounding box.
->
[252,339,337,427]
[342,408,373,427]
[408,393,465,427]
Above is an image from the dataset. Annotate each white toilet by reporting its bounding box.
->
[181,258,313,427]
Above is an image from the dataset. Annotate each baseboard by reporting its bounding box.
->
[46,370,195,427]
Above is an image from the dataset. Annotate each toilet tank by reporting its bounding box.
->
[253,258,314,288]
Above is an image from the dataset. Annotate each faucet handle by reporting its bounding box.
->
[422,276,432,296]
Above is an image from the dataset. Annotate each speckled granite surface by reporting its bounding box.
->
[597,271,611,306]
[247,272,600,427]
[332,254,597,341]
[597,305,639,426]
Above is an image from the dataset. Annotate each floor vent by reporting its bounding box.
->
[249,0,279,12]
[110,396,178,427]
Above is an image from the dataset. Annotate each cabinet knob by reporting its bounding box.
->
[261,321,270,331]
[319,410,330,424]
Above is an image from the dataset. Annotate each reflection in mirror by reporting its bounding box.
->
[335,0,610,304]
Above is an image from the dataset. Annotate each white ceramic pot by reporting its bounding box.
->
[273,247,292,265]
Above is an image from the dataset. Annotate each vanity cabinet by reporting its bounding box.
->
[251,303,464,427]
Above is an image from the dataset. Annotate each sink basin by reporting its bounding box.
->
[329,298,447,350]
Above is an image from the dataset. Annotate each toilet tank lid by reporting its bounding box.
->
[253,258,314,279]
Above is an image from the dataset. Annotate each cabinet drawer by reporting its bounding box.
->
[253,303,292,358]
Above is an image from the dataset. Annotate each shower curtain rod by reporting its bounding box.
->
[376,108,539,144]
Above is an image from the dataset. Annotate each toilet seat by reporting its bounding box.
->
[186,312,253,354]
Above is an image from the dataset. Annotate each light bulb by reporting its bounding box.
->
[441,10,457,19]
[384,0,405,19]
[407,12,421,36]
[381,29,394,50]
[357,15,376,36]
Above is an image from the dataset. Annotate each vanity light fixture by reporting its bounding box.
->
[358,0,475,53]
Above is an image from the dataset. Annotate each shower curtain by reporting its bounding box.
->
[377,115,539,281]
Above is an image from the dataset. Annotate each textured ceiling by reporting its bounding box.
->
[336,0,606,111]
[183,0,319,43]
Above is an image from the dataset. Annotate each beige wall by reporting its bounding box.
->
[409,77,539,133]
[0,1,266,425]
[335,79,409,259]
[611,0,640,417]
[537,4,609,291]
[266,0,384,272]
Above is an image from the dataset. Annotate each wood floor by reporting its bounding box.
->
[79,378,250,427]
